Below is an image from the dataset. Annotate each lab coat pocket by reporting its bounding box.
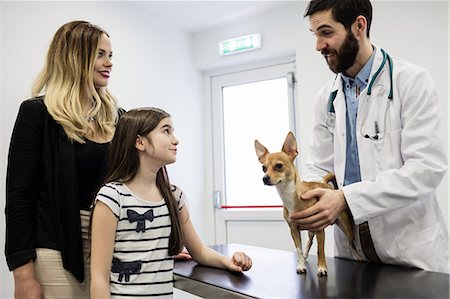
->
[395,223,446,271]
[373,129,403,171]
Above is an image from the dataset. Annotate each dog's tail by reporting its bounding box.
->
[322,172,338,189]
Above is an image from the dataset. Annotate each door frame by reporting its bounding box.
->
[205,57,298,245]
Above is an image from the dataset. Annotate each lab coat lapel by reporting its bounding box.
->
[357,47,390,181]
[332,74,348,185]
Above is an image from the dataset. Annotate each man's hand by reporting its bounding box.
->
[290,188,346,231]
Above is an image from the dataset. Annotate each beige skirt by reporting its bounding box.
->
[34,210,91,298]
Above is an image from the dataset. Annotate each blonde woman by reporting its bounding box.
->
[5,20,119,298]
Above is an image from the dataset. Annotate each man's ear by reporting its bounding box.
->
[353,15,367,37]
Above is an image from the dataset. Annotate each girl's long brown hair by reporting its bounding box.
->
[104,107,183,256]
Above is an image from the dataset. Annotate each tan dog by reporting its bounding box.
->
[254,132,361,276]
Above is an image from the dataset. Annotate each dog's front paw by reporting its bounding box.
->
[317,267,328,277]
[296,265,307,274]
[296,260,307,274]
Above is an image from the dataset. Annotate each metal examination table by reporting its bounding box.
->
[174,244,450,298]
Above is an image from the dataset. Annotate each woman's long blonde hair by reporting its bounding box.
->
[32,20,117,143]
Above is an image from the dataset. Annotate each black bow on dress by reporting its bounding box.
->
[127,209,154,232]
[111,258,142,282]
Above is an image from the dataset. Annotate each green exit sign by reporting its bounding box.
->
[219,34,261,56]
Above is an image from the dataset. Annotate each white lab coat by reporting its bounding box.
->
[304,46,449,273]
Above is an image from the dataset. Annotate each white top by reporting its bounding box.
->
[95,182,185,298]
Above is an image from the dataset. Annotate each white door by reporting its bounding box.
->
[210,60,298,251]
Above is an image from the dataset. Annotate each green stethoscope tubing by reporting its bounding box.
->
[367,49,393,99]
[328,48,393,114]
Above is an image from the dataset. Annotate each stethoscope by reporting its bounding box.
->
[326,48,393,140]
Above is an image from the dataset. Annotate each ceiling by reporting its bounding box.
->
[133,1,294,33]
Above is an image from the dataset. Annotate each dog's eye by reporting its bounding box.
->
[275,163,283,170]
[262,166,267,172]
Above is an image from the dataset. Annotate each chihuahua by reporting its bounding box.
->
[255,132,361,276]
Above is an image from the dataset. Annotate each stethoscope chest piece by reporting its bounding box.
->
[326,113,336,128]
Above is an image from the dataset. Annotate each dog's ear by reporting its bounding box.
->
[254,140,269,162]
[282,132,298,160]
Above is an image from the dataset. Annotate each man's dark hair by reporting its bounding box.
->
[304,0,372,38]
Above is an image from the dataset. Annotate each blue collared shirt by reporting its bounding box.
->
[341,51,375,186]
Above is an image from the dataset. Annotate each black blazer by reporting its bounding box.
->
[5,97,120,282]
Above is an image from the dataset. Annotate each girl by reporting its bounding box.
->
[5,20,117,298]
[90,108,252,298]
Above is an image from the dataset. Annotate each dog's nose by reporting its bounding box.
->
[263,176,271,185]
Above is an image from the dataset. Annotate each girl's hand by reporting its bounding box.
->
[227,251,253,272]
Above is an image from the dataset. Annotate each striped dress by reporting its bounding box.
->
[95,182,185,298]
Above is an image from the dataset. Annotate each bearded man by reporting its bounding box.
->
[290,0,449,273]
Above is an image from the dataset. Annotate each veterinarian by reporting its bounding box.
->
[5,21,119,298]
[290,0,448,273]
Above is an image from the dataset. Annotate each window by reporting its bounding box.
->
[211,61,297,208]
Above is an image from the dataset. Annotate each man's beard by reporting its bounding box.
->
[322,30,359,74]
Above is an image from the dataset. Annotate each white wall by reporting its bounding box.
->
[194,0,449,254]
[0,2,203,298]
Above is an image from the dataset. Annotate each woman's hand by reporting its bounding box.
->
[13,262,44,299]
[173,247,192,261]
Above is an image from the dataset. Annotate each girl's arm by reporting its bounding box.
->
[90,201,118,298]
[180,206,252,272]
